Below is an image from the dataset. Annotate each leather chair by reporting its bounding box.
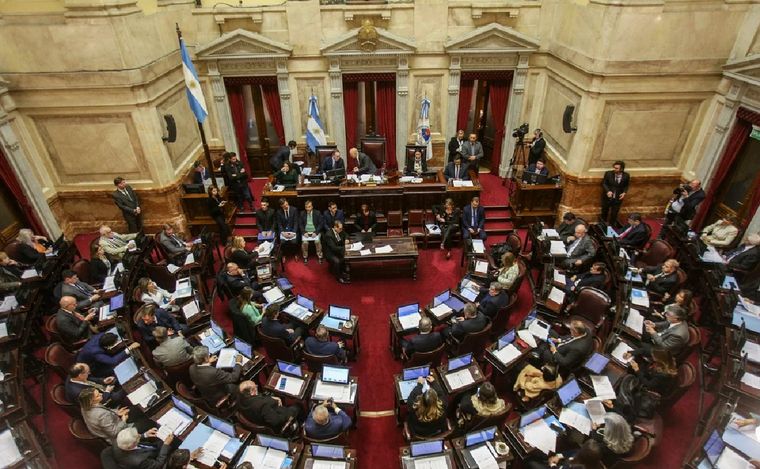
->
[402,418,454,442]
[675,326,701,364]
[505,232,522,257]
[404,145,427,172]
[100,447,119,469]
[423,210,442,248]
[360,135,386,170]
[303,350,340,372]
[634,413,663,447]
[69,418,106,451]
[162,358,193,390]
[634,240,675,269]
[71,259,93,285]
[407,209,426,247]
[228,300,257,345]
[3,241,22,262]
[449,322,493,360]
[456,405,511,435]
[490,305,512,339]
[142,260,179,292]
[386,211,404,237]
[402,342,446,368]
[258,326,302,363]
[660,362,696,407]
[176,381,236,417]
[45,342,76,379]
[610,434,652,467]
[315,145,339,168]
[302,426,350,445]
[51,383,79,417]
[236,411,298,437]
[563,287,611,335]
[45,316,86,352]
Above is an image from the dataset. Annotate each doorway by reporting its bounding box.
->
[342,73,396,169]
[707,132,760,225]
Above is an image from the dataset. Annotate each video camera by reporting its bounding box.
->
[512,123,529,139]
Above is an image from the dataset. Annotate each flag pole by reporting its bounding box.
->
[176,24,217,189]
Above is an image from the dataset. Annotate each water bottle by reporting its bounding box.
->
[556,175,561,187]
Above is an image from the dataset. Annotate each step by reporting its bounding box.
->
[234,221,258,228]
[484,204,510,211]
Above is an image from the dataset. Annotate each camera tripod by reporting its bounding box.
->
[504,137,529,206]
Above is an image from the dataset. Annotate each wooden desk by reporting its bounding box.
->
[344,237,418,281]
[265,371,314,412]
[393,371,446,425]
[399,442,456,469]
[0,421,51,469]
[511,181,562,228]
[437,362,486,398]
[319,315,360,360]
[310,374,359,428]
[122,368,172,413]
[484,339,533,393]
[238,439,305,469]
[451,429,515,468]
[298,445,357,469]
[279,300,324,330]
[147,399,207,440]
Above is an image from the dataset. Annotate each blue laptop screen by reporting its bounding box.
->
[114,357,139,384]
[322,365,349,384]
[520,406,546,428]
[433,290,450,307]
[402,366,429,381]
[297,295,314,311]
[259,434,289,452]
[447,353,472,372]
[277,277,293,290]
[498,330,516,349]
[234,338,252,358]
[277,360,302,377]
[329,305,351,320]
[210,320,224,340]
[171,396,194,417]
[704,430,724,464]
[465,426,496,447]
[410,440,443,457]
[584,353,610,374]
[398,303,419,317]
[208,415,236,438]
[311,444,344,459]
[558,379,582,406]
[109,293,124,310]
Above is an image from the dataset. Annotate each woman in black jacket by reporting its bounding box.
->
[207,186,230,245]
[434,198,461,260]
[89,244,111,285]
[407,375,447,438]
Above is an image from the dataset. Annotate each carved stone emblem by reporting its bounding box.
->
[358,19,378,53]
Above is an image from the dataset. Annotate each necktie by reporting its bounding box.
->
[471,145,475,156]
[172,236,182,247]
[620,226,632,239]
[85,380,105,392]
[472,210,476,227]
[122,189,131,201]
[567,239,581,256]
[455,166,460,179]
[75,283,89,295]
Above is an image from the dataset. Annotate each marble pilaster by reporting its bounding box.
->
[329,59,347,162]
[396,57,410,169]
[208,62,237,155]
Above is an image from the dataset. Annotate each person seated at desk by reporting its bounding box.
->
[167,449,210,469]
[354,203,377,235]
[630,348,678,396]
[137,277,179,314]
[65,362,124,404]
[238,380,301,432]
[305,325,347,363]
[556,212,582,241]
[495,252,519,290]
[404,150,427,176]
[629,304,689,358]
[305,400,352,440]
[277,198,299,248]
[231,286,264,329]
[189,345,243,405]
[135,304,188,348]
[98,225,137,261]
[562,224,596,271]
[56,295,97,345]
[402,317,443,357]
[434,198,461,260]
[590,413,634,467]
[300,200,324,264]
[77,332,140,378]
[273,162,299,188]
[349,147,376,175]
[617,213,649,250]
[220,262,263,300]
[477,282,508,320]
[514,363,562,403]
[568,262,607,293]
[456,382,507,426]
[322,149,345,173]
[89,244,112,285]
[462,196,486,241]
[642,258,679,296]
[80,388,136,444]
[653,288,693,320]
[60,269,102,309]
[443,154,470,182]
[322,201,345,234]
[157,224,194,265]
[443,303,489,342]
[407,375,447,438]
[152,326,193,368]
[228,236,257,270]
[11,228,49,265]
[539,320,594,373]
[323,220,349,284]
[0,251,21,294]
[726,233,760,274]
[526,439,605,469]
[261,304,305,345]
[113,427,174,469]
[255,198,277,242]
[523,158,549,183]
[701,216,740,249]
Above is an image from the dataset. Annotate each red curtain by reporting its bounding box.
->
[376,80,397,170]
[262,83,285,145]
[487,79,510,175]
[692,118,752,229]
[225,85,252,175]
[343,81,359,172]
[0,147,45,235]
[457,79,475,133]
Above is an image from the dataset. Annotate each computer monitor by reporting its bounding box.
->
[114,357,139,385]
[207,415,236,438]
[233,338,252,359]
[410,440,444,458]
[497,330,516,349]
[326,168,346,180]
[465,426,497,447]
[402,366,430,381]
[583,353,610,374]
[522,172,548,185]
[557,378,582,406]
[447,353,473,372]
[704,430,724,464]
[277,360,302,377]
[311,444,344,459]
[297,295,314,311]
[210,320,224,340]
[171,396,195,417]
[322,364,350,385]
[433,290,450,307]
[258,434,290,452]
[329,305,351,321]
[459,287,478,302]
[397,303,419,317]
[277,277,293,290]
[109,293,125,311]
[519,406,546,428]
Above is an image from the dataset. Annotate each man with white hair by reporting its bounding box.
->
[562,224,596,270]
[304,400,352,440]
[98,225,137,260]
[726,233,760,272]
[112,427,173,469]
[188,345,243,405]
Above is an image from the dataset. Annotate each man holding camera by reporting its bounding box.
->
[528,129,545,165]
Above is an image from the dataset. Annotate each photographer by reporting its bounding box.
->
[665,179,704,227]
[664,184,691,226]
[528,128,545,165]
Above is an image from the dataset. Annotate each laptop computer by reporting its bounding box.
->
[114,357,140,385]
[277,277,294,290]
[311,444,344,459]
[277,360,302,377]
[296,295,314,311]
[522,172,548,185]
[258,434,290,452]
[447,353,473,372]
[171,395,195,418]
[322,364,350,385]
[459,286,479,303]
[497,330,516,350]
[410,439,444,458]
[703,430,724,466]
[321,305,351,329]
[99,292,124,321]
[519,406,547,429]
[263,286,286,304]
[207,415,236,438]
[402,365,430,381]
[174,278,192,299]
[557,378,582,406]
[433,290,465,313]
[397,303,421,330]
[583,353,610,375]
[233,338,253,359]
[465,426,497,447]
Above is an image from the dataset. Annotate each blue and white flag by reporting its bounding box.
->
[416,97,433,160]
[179,38,208,123]
[306,95,327,152]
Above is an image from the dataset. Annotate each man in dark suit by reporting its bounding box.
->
[402,317,443,357]
[299,200,324,264]
[219,262,263,299]
[461,133,484,171]
[540,320,593,371]
[323,220,349,284]
[405,150,428,176]
[77,332,139,378]
[156,224,192,265]
[448,129,465,163]
[112,177,142,233]
[462,196,486,240]
[562,225,597,270]
[134,305,188,347]
[523,159,549,183]
[477,282,509,320]
[727,234,760,274]
[113,427,173,469]
[617,213,649,250]
[305,325,346,362]
[270,140,297,173]
[443,303,489,341]
[600,160,630,227]
[65,362,123,404]
[223,153,254,211]
[305,401,352,440]
[528,129,546,165]
[277,198,299,248]
[443,154,470,182]
[680,179,705,222]
[238,380,300,431]
[628,305,690,359]
[322,202,345,234]
[556,212,582,241]
[255,198,277,242]
[568,262,607,293]
[349,147,377,175]
[261,306,304,345]
[643,259,679,296]
[189,345,243,405]
[56,296,95,345]
[321,149,345,173]
[60,269,102,309]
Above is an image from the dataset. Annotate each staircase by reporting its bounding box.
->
[233,210,258,241]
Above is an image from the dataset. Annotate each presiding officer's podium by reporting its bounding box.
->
[511,180,563,227]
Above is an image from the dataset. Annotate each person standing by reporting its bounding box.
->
[323,220,349,284]
[448,129,465,163]
[207,186,230,245]
[462,196,486,241]
[528,129,545,166]
[112,177,142,233]
[348,147,376,175]
[223,153,254,212]
[601,161,629,227]
[460,133,484,172]
[270,140,297,173]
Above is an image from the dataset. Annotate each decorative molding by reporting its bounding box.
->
[445,22,540,54]
[471,6,519,20]
[195,28,293,61]
[63,0,141,18]
[321,24,416,57]
[218,60,277,75]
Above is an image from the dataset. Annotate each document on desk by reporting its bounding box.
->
[550,241,567,256]
[375,245,394,254]
[184,253,195,265]
[591,375,616,400]
[445,368,475,390]
[611,342,634,364]
[552,270,566,284]
[429,303,452,319]
[182,300,200,320]
[197,430,230,466]
[280,376,304,396]
[453,180,474,187]
[472,239,485,254]
[630,288,649,308]
[517,329,537,348]
[0,429,23,467]
[347,242,363,252]
[412,455,449,469]
[547,287,565,305]
[216,348,238,368]
[0,295,17,313]
[702,246,726,264]
[468,444,498,469]
[584,399,607,426]
[166,264,180,274]
[398,312,422,330]
[21,269,38,279]
[314,381,355,403]
[559,405,592,435]
[360,249,372,256]
[0,322,8,339]
[156,408,193,439]
[527,320,550,341]
[739,296,760,317]
[742,341,760,364]
[716,446,752,469]
[624,308,644,333]
[741,372,760,390]
[313,460,349,469]
[522,418,557,454]
[542,228,559,238]
[128,380,158,407]
[283,302,310,320]
[493,343,522,365]
[475,260,489,274]
[103,276,116,292]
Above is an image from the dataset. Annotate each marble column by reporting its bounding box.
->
[447,56,462,143]
[696,81,743,185]
[276,59,296,143]
[208,62,237,155]
[328,59,347,162]
[396,57,410,169]
[501,54,530,178]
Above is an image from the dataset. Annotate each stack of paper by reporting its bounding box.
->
[522,418,557,454]
[375,245,394,254]
[741,372,760,390]
[256,241,274,257]
[283,302,310,320]
[559,405,592,435]
[527,320,550,341]
[624,308,644,333]
[453,180,474,187]
[412,455,448,469]
[0,429,23,467]
[742,341,760,364]
[702,246,726,264]
[216,348,238,368]
[359,249,372,256]
[472,239,485,254]
[715,446,751,469]
[591,375,616,400]
[429,303,452,319]
[103,276,116,292]
[468,444,499,469]
[398,312,422,330]
[549,241,567,256]
[611,342,634,364]
[280,376,304,395]
[475,260,489,274]
[0,323,8,339]
[182,301,200,320]
[314,381,354,403]
[197,431,230,466]
[156,408,193,439]
[128,380,158,407]
[553,271,566,284]
[517,329,537,348]
[313,460,349,469]
[166,264,180,274]
[399,176,415,183]
[184,253,195,265]
[21,269,38,279]
[548,287,565,305]
[0,296,18,313]
[445,368,475,390]
[493,343,521,365]
[584,399,607,426]
[347,242,364,252]
[542,228,559,238]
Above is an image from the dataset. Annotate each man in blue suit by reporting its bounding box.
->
[321,150,345,173]
[77,332,140,378]
[523,159,549,183]
[277,197,299,249]
[462,196,486,240]
[617,213,649,250]
[322,201,345,234]
[305,400,352,440]
[401,317,443,357]
[477,282,509,320]
[305,325,346,362]
[261,306,304,345]
[64,362,125,404]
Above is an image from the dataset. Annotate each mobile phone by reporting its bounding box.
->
[278,377,286,390]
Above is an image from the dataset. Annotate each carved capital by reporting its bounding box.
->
[3,141,20,153]
[214,95,225,102]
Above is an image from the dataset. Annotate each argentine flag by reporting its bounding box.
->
[306,95,327,152]
[416,97,433,160]
[179,38,208,123]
